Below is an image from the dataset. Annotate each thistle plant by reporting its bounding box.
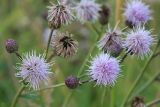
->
[3,0,160,107]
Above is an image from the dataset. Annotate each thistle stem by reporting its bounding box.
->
[120,52,129,63]
[77,23,100,77]
[129,72,160,102]
[62,92,73,107]
[110,88,115,107]
[77,43,96,77]
[101,88,107,107]
[47,52,56,62]
[15,52,22,61]
[120,44,159,107]
[146,98,160,107]
[11,85,25,107]
[27,83,65,94]
[45,29,54,59]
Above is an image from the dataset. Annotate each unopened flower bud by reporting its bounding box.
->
[131,97,145,107]
[65,75,79,89]
[99,5,110,25]
[5,39,18,53]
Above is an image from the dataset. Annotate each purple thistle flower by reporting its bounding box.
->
[124,0,151,26]
[17,51,52,90]
[76,0,101,23]
[47,1,74,29]
[123,26,154,57]
[88,53,120,86]
[98,24,123,55]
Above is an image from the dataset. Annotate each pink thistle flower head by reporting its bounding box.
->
[16,51,52,90]
[76,0,101,23]
[47,1,74,29]
[89,53,120,86]
[98,24,123,56]
[124,0,151,26]
[123,25,154,57]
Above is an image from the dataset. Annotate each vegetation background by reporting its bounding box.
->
[0,0,160,107]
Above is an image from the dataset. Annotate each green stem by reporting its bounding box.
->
[120,44,159,107]
[45,29,54,59]
[27,83,65,94]
[152,51,160,59]
[129,72,160,102]
[15,52,22,61]
[77,43,96,77]
[101,88,107,107]
[120,52,129,63]
[77,23,100,77]
[62,92,73,107]
[11,85,25,107]
[146,98,160,107]
[110,88,115,107]
[47,52,56,62]
[91,23,101,36]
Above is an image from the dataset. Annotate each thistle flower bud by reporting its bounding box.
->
[131,97,145,107]
[5,39,18,53]
[51,31,78,58]
[65,75,79,89]
[98,5,110,25]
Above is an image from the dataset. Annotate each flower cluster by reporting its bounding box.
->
[5,0,157,95]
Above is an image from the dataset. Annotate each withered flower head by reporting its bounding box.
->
[98,24,123,56]
[51,31,78,58]
[131,97,145,107]
[47,2,74,29]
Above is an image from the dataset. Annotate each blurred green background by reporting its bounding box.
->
[0,0,160,107]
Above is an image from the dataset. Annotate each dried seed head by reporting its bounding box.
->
[131,97,145,107]
[98,24,123,56]
[51,31,78,58]
[65,75,79,89]
[5,39,18,53]
[47,2,74,29]
[98,4,110,25]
